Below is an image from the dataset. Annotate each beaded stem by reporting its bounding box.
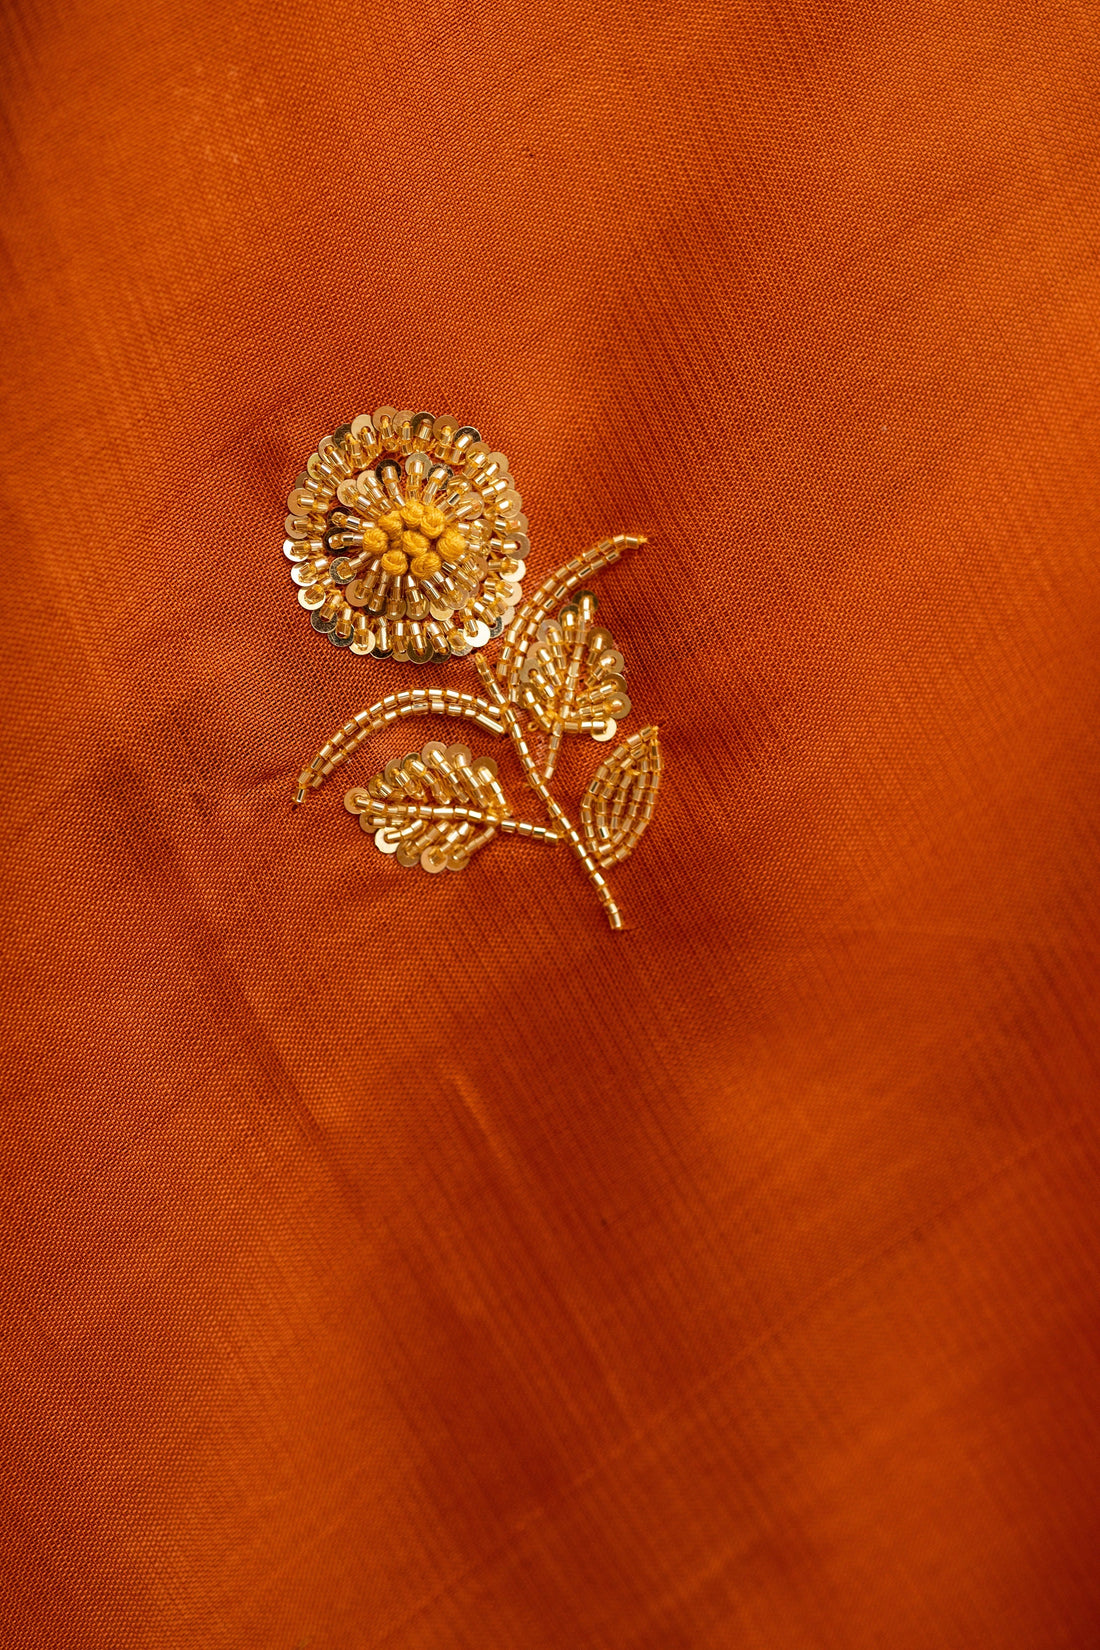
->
[473,655,625,930]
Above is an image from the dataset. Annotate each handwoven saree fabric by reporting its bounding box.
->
[2,0,1099,1645]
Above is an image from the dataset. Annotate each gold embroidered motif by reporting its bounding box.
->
[289,410,663,929]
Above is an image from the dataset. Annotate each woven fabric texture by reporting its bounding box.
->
[2,0,1099,1645]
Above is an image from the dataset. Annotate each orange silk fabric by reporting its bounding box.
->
[2,1,1099,1645]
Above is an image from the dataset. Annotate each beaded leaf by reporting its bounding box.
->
[344,742,563,873]
[579,728,663,869]
[514,608,630,781]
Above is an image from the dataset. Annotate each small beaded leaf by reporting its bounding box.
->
[343,741,562,873]
[515,591,633,778]
[579,727,663,869]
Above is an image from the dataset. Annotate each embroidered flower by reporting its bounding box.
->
[284,409,528,662]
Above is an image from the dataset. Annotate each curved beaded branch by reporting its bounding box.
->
[292,535,659,929]
[293,686,505,806]
[496,533,645,694]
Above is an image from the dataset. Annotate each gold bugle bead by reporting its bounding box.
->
[446,430,477,464]
[318,436,353,475]
[288,488,325,516]
[286,514,325,541]
[292,556,328,581]
[409,412,435,450]
[390,410,414,444]
[284,537,324,561]
[305,454,338,487]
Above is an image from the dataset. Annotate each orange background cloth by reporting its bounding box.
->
[2,0,1099,1644]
